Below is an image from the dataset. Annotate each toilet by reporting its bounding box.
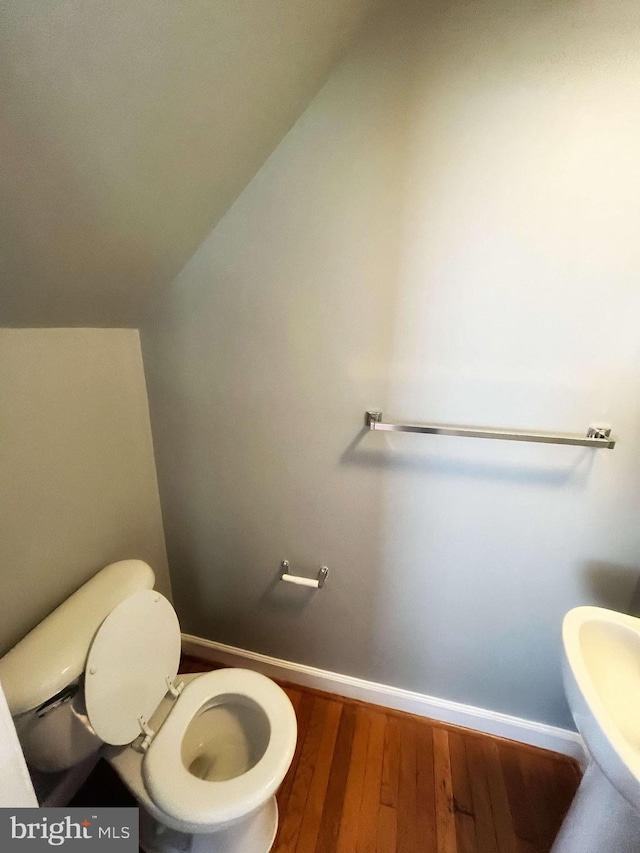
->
[0,560,297,853]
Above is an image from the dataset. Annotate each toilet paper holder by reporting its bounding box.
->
[280,560,328,589]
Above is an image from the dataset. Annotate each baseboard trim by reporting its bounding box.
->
[182,634,586,766]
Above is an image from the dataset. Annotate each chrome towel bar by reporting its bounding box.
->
[365,411,616,449]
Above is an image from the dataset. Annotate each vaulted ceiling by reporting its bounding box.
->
[0,0,386,326]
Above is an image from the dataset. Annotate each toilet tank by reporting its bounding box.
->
[0,560,155,717]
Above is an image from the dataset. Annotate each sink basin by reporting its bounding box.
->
[552,606,640,853]
[563,606,640,802]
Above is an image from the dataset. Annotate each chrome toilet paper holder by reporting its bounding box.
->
[280,560,329,589]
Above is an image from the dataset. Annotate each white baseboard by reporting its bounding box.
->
[182,634,586,767]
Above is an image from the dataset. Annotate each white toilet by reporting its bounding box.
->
[0,560,297,853]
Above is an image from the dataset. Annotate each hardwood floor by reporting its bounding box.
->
[180,656,581,853]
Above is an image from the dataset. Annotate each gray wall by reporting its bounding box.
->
[142,0,640,728]
[0,329,170,654]
[0,0,385,326]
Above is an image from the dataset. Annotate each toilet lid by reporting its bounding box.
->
[84,590,181,745]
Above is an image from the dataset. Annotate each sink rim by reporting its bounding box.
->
[563,605,640,792]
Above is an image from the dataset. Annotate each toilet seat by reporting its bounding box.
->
[142,668,297,830]
[84,589,181,745]
[84,587,297,834]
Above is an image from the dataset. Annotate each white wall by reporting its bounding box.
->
[142,0,640,728]
[0,329,171,655]
[0,680,37,806]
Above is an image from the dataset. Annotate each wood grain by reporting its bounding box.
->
[433,727,457,853]
[335,707,371,853]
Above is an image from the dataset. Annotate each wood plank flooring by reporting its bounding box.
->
[180,657,581,853]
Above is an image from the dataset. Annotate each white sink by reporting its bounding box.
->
[552,606,640,853]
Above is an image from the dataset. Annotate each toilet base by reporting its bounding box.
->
[139,795,279,853]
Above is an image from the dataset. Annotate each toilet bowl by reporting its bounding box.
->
[107,669,295,852]
[0,560,297,853]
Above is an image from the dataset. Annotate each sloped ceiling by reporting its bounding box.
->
[0,0,385,326]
